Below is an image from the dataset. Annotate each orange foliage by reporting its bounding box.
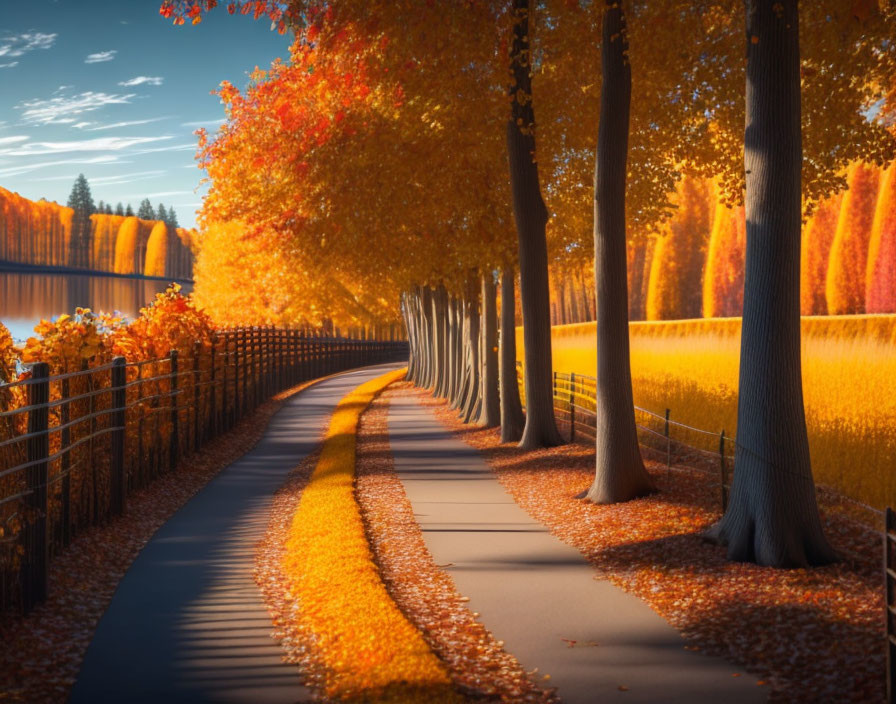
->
[645,177,714,321]
[866,162,896,313]
[800,192,843,315]
[0,187,73,268]
[826,162,881,314]
[144,222,169,277]
[702,202,746,318]
[90,214,126,272]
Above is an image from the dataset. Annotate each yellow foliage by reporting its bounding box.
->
[144,222,169,277]
[283,368,460,702]
[90,214,126,272]
[520,317,896,510]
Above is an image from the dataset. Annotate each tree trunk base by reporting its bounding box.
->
[702,503,839,568]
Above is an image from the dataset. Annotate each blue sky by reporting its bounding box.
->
[0,0,291,228]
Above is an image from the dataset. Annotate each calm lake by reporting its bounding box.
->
[0,271,193,342]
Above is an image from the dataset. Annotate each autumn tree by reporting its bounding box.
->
[826,162,881,314]
[799,191,842,316]
[867,161,896,313]
[114,202,125,216]
[703,202,746,318]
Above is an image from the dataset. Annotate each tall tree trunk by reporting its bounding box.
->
[477,272,500,427]
[569,274,581,324]
[499,267,525,442]
[507,0,563,450]
[453,293,471,411]
[586,1,656,504]
[434,285,449,397]
[461,278,481,423]
[403,292,418,382]
[446,295,459,404]
[704,0,836,567]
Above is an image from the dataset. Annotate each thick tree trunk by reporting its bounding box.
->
[586,1,656,504]
[507,0,563,450]
[704,0,836,567]
[419,286,433,389]
[404,292,419,382]
[477,272,500,427]
[499,267,525,442]
[453,293,471,411]
[446,295,458,404]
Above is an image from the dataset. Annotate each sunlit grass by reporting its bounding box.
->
[520,315,896,510]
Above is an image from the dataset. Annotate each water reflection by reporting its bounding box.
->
[0,272,193,341]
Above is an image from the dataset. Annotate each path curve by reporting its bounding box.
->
[70,363,402,704]
[388,392,767,704]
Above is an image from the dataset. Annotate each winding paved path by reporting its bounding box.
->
[70,363,401,704]
[388,392,767,704]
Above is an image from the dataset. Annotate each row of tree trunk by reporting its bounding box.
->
[401,272,524,440]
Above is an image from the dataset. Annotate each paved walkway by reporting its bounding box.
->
[388,393,767,704]
[70,363,401,704]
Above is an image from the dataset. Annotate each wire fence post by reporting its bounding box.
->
[110,357,126,516]
[569,372,576,443]
[192,340,201,453]
[169,350,179,473]
[665,408,671,476]
[719,430,728,512]
[60,375,72,548]
[22,361,49,612]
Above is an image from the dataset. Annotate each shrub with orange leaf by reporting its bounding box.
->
[866,161,896,313]
[826,162,881,314]
[702,202,746,318]
[20,309,118,373]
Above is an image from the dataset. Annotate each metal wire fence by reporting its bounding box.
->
[0,328,408,614]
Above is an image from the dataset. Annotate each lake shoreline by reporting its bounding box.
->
[0,260,194,286]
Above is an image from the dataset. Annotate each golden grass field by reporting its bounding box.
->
[518,315,896,510]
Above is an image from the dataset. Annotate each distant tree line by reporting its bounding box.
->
[67,174,179,229]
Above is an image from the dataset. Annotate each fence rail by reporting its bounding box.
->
[0,327,408,614]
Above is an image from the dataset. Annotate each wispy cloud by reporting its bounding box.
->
[0,136,29,146]
[84,117,169,131]
[0,155,124,179]
[122,190,195,200]
[181,119,225,128]
[118,76,164,87]
[0,136,174,157]
[28,169,167,185]
[16,91,136,125]
[0,32,57,59]
[0,61,19,69]
[84,50,117,64]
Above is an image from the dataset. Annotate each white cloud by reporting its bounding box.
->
[29,169,167,185]
[0,32,57,59]
[118,76,164,87]
[16,91,136,125]
[0,61,19,69]
[86,117,169,131]
[84,50,117,64]
[0,136,29,146]
[181,119,225,128]
[0,155,123,179]
[0,135,174,157]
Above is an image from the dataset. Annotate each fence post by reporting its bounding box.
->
[169,350,179,473]
[110,356,127,516]
[209,333,217,439]
[886,507,895,704]
[193,340,201,452]
[719,430,728,512]
[552,370,557,405]
[60,376,72,548]
[665,408,671,476]
[22,362,49,611]
[569,372,576,443]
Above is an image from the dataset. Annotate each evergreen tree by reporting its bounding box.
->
[96,199,106,214]
[137,198,155,220]
[114,202,125,216]
[166,207,179,229]
[105,203,113,215]
[66,174,95,267]
[156,203,168,223]
[125,203,134,217]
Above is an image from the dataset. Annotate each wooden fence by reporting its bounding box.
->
[0,328,408,614]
